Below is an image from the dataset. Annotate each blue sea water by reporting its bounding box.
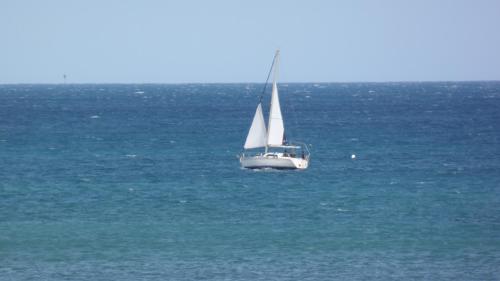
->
[1,82,500,280]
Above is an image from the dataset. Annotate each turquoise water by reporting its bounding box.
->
[1,82,500,280]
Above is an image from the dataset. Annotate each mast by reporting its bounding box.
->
[265,50,280,153]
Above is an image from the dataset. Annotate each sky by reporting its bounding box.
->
[1,0,500,83]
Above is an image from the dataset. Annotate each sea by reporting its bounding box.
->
[1,82,499,280]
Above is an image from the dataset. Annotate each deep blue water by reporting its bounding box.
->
[1,82,500,280]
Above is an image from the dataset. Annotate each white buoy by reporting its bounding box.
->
[351,154,356,159]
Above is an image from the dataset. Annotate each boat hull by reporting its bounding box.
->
[240,155,309,170]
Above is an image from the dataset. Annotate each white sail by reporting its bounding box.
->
[267,81,285,146]
[244,103,267,149]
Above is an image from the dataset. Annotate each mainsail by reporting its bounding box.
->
[244,103,267,149]
[266,81,284,146]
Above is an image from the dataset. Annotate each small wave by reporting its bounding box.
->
[249,167,288,173]
[90,115,100,119]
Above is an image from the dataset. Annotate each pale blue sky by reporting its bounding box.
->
[2,0,500,83]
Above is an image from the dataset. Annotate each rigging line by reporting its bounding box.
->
[259,52,278,103]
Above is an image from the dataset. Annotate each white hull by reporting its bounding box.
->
[240,154,309,170]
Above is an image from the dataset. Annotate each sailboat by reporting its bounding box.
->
[239,50,310,169]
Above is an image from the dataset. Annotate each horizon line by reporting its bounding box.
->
[1,79,499,85]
